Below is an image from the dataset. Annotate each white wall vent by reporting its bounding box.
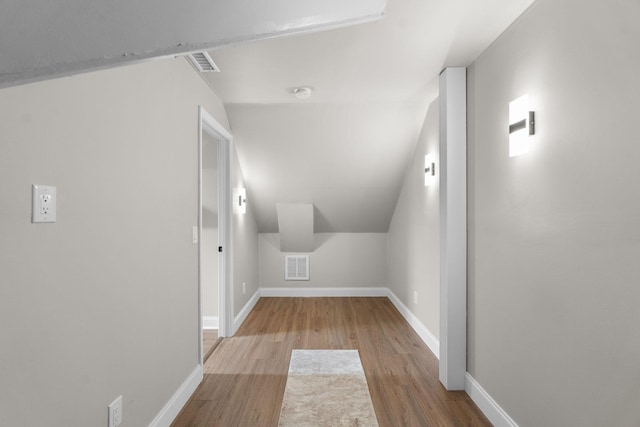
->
[285,255,309,281]
[186,52,220,72]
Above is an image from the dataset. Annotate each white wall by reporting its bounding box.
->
[232,149,260,315]
[467,0,640,425]
[387,99,440,340]
[259,233,387,288]
[201,224,219,317]
[201,135,219,317]
[0,58,230,426]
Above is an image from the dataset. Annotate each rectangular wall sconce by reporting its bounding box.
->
[509,94,535,157]
[237,187,247,214]
[424,154,436,186]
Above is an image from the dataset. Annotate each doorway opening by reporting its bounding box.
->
[201,129,221,361]
[198,106,232,366]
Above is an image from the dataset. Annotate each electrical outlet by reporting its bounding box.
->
[32,185,56,223]
[413,291,418,305]
[108,395,123,427]
[242,283,246,295]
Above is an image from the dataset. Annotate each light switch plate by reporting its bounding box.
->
[32,185,56,223]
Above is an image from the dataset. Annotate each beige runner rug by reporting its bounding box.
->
[278,349,379,427]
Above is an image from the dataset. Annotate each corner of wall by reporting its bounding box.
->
[385,289,440,359]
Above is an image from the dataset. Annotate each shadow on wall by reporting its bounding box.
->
[313,205,332,236]
[261,206,335,252]
[257,232,332,252]
[203,207,218,228]
[313,234,332,251]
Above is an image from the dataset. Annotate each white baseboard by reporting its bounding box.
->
[465,373,519,427]
[385,289,440,359]
[233,289,261,335]
[260,287,388,297]
[202,316,219,330]
[149,365,203,427]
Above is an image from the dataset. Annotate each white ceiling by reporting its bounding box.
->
[202,0,535,233]
[0,0,384,88]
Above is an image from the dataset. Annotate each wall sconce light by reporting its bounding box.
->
[509,94,535,157]
[424,154,436,187]
[237,187,247,214]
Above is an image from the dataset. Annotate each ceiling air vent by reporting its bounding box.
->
[186,52,220,73]
[285,255,310,281]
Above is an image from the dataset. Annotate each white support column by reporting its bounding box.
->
[439,67,467,390]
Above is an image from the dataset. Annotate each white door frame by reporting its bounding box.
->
[198,106,233,365]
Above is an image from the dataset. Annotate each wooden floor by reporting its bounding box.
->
[202,329,220,363]
[173,297,491,427]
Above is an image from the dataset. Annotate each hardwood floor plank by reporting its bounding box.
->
[172,297,490,427]
[172,399,218,427]
[202,329,221,363]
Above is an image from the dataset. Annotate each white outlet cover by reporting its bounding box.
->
[32,185,56,223]
[108,395,123,427]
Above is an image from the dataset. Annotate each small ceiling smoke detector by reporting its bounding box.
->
[291,86,313,99]
[186,52,220,73]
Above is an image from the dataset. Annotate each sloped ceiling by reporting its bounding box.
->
[0,0,385,88]
[202,0,536,233]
